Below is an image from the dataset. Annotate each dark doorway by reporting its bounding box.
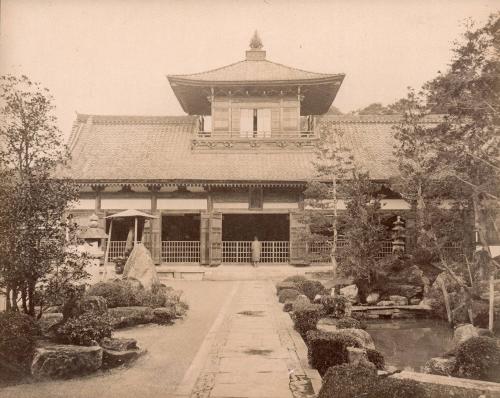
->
[222,214,289,241]
[162,214,201,241]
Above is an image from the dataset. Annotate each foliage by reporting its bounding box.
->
[295,279,327,301]
[276,281,298,295]
[0,75,87,317]
[366,348,385,370]
[0,312,39,374]
[320,294,349,318]
[318,364,426,398]
[305,330,362,376]
[87,280,141,308]
[454,336,500,381]
[302,121,354,273]
[57,311,113,346]
[249,30,263,49]
[278,288,300,303]
[337,170,390,291]
[292,295,311,312]
[291,304,322,337]
[336,316,361,329]
[282,275,308,284]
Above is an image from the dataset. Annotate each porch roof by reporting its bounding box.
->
[60,113,442,185]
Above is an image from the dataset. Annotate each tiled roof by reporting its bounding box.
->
[168,59,342,83]
[62,114,442,184]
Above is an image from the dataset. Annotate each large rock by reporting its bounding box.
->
[423,356,456,376]
[108,306,155,329]
[366,292,380,305]
[100,337,137,351]
[337,328,375,350]
[31,342,102,379]
[452,324,479,348]
[102,348,145,369]
[123,244,160,290]
[153,306,176,324]
[340,284,359,304]
[389,295,408,306]
[376,300,395,307]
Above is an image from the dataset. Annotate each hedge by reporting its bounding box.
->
[454,336,500,382]
[278,288,300,303]
[291,304,322,337]
[318,364,426,398]
[305,330,362,376]
[56,311,113,346]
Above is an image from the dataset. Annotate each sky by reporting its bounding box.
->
[0,0,498,138]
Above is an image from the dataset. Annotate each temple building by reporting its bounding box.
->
[64,35,446,267]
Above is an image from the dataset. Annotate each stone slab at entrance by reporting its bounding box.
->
[174,281,320,398]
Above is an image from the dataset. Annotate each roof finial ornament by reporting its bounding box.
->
[249,30,263,50]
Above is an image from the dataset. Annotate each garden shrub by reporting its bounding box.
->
[0,312,39,374]
[292,295,311,311]
[306,330,362,376]
[278,288,300,303]
[291,304,321,337]
[295,280,327,301]
[283,275,308,284]
[276,281,297,295]
[87,280,141,308]
[283,300,294,312]
[454,336,500,381]
[57,311,113,346]
[321,294,349,318]
[366,348,385,370]
[318,364,426,398]
[336,316,361,329]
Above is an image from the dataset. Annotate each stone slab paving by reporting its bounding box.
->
[175,280,319,398]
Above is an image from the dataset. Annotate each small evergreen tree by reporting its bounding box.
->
[0,75,88,317]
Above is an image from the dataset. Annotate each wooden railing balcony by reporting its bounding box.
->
[196,130,315,139]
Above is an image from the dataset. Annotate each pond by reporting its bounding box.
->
[365,319,454,371]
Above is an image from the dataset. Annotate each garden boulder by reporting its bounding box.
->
[31,342,102,379]
[365,292,380,305]
[452,324,478,348]
[389,295,408,306]
[100,337,137,351]
[38,312,63,336]
[108,306,155,328]
[340,284,358,303]
[377,300,395,307]
[423,356,456,376]
[80,295,108,314]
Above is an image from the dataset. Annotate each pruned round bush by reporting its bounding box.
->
[57,311,113,346]
[278,288,300,303]
[296,280,327,301]
[0,312,39,374]
[283,275,308,284]
[291,304,321,337]
[292,295,311,312]
[318,364,426,398]
[454,336,500,381]
[87,280,141,308]
[276,281,297,295]
[321,294,349,318]
[306,330,362,376]
[336,316,361,329]
[367,348,385,370]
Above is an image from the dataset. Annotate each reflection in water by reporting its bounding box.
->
[366,319,453,372]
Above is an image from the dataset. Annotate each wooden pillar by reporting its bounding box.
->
[200,188,212,266]
[148,185,162,264]
[92,185,107,258]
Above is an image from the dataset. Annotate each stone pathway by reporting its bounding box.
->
[175,281,320,398]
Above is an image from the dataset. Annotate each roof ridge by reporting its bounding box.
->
[167,59,247,79]
[319,114,445,124]
[263,59,342,78]
[76,113,197,125]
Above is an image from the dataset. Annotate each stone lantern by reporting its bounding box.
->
[78,214,108,283]
[392,216,406,255]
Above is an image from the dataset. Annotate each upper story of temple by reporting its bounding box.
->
[167,32,344,150]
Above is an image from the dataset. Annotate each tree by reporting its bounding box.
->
[0,75,88,317]
[303,123,353,275]
[423,14,499,272]
[355,103,393,115]
[392,89,472,262]
[337,170,390,295]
